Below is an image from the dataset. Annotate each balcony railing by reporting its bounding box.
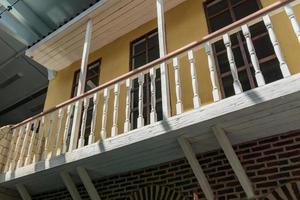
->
[2,0,300,173]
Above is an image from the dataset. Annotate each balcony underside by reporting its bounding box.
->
[1,73,300,194]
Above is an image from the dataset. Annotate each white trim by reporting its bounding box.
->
[77,167,101,200]
[60,171,82,200]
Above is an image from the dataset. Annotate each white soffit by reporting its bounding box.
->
[25,0,186,71]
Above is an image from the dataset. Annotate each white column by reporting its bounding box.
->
[25,120,38,165]
[285,4,300,43]
[60,171,82,200]
[124,79,132,133]
[111,84,120,137]
[241,25,265,87]
[188,50,201,108]
[173,57,183,115]
[69,19,93,151]
[61,105,73,154]
[78,98,90,148]
[4,128,18,172]
[100,88,110,140]
[17,122,31,168]
[156,0,171,119]
[33,116,45,162]
[212,126,255,199]
[9,126,24,171]
[137,73,145,128]
[89,93,99,145]
[150,68,157,123]
[223,34,243,94]
[44,112,55,160]
[263,15,291,78]
[205,42,221,102]
[51,108,64,157]
[178,137,214,200]
[77,167,101,200]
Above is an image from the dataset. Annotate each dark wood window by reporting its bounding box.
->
[71,60,101,145]
[130,30,163,129]
[204,0,282,97]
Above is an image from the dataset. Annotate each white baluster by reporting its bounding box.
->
[241,24,266,87]
[52,108,64,157]
[124,79,132,133]
[43,112,55,160]
[223,34,243,94]
[263,15,291,78]
[88,93,99,145]
[285,4,300,43]
[205,42,221,102]
[100,88,110,140]
[150,68,157,123]
[61,105,73,154]
[25,120,38,165]
[78,98,89,148]
[137,73,144,128]
[173,57,183,114]
[9,126,24,171]
[4,128,18,172]
[188,50,201,108]
[17,123,31,168]
[33,116,45,162]
[111,84,120,137]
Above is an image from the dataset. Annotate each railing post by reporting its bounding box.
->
[52,108,64,157]
[285,4,300,43]
[263,15,291,78]
[33,116,45,162]
[137,73,145,128]
[150,68,157,123]
[124,79,132,133]
[223,34,243,95]
[100,88,110,140]
[61,105,73,154]
[111,83,120,137]
[241,24,265,87]
[25,120,38,165]
[17,122,31,168]
[9,126,24,171]
[88,93,99,145]
[69,19,93,151]
[188,50,201,108]
[205,42,221,102]
[4,128,18,172]
[78,98,90,148]
[156,0,171,119]
[172,57,183,115]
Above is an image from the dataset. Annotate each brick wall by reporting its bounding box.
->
[32,130,300,200]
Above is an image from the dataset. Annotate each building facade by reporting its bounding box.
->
[1,0,300,199]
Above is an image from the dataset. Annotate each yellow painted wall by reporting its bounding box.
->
[42,0,300,151]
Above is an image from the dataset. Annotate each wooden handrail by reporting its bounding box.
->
[11,0,294,129]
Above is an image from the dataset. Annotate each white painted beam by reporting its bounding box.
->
[178,137,214,200]
[156,0,171,119]
[212,125,255,199]
[69,19,93,151]
[77,167,101,200]
[16,184,31,200]
[60,171,82,200]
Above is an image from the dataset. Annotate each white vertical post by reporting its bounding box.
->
[69,19,93,151]
[17,122,31,168]
[285,4,300,43]
[188,50,201,108]
[124,79,132,133]
[212,126,255,199]
[60,171,82,200]
[223,34,243,94]
[52,108,64,157]
[111,84,120,137]
[241,25,265,87]
[100,88,110,140]
[137,73,145,128]
[205,42,221,102]
[156,0,171,119]
[33,116,45,162]
[16,184,32,200]
[172,57,183,115]
[4,128,18,172]
[44,112,55,160]
[25,120,38,165]
[77,167,101,200]
[150,68,157,123]
[62,105,73,154]
[89,93,99,145]
[9,126,24,171]
[78,98,90,148]
[263,15,291,78]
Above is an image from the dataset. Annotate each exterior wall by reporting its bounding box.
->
[32,130,300,200]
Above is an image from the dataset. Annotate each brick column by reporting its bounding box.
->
[0,126,12,171]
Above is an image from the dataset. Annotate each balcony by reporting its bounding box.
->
[1,0,300,197]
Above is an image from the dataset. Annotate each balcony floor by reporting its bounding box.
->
[1,73,300,195]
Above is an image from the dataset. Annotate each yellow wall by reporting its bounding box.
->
[43,0,300,148]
